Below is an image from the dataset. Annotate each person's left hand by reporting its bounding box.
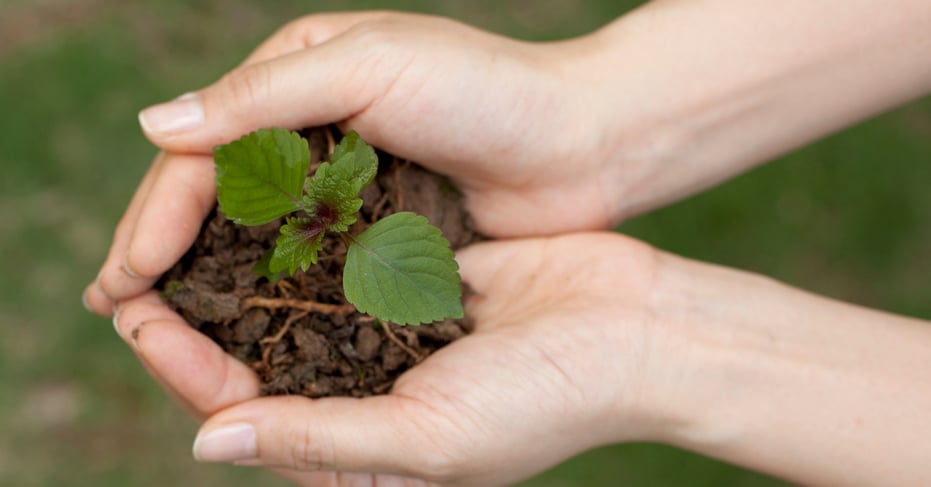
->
[110,232,669,486]
[82,10,635,316]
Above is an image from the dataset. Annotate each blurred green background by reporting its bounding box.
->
[1,0,927,485]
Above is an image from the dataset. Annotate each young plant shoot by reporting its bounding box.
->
[213,128,463,325]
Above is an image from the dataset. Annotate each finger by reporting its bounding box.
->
[106,293,200,417]
[122,328,202,419]
[114,291,261,419]
[90,152,165,316]
[97,153,215,301]
[137,19,409,153]
[116,293,436,487]
[239,12,394,67]
[82,281,113,316]
[191,395,452,481]
[125,153,215,279]
[455,238,546,323]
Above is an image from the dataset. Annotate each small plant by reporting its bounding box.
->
[213,127,463,325]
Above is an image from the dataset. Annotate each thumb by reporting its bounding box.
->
[192,395,462,481]
[137,23,407,154]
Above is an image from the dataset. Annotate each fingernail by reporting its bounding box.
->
[81,289,92,312]
[122,253,139,278]
[193,423,257,463]
[139,93,204,135]
[95,275,111,301]
[112,305,121,334]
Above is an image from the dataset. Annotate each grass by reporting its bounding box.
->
[0,0,927,486]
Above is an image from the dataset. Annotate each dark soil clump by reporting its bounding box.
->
[156,127,479,398]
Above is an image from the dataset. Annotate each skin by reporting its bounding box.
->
[85,2,931,486]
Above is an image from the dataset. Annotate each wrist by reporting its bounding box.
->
[562,0,931,222]
[632,253,792,445]
[633,250,931,485]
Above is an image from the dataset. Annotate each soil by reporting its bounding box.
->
[156,126,480,398]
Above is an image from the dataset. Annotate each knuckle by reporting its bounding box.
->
[287,417,333,471]
[279,12,400,51]
[393,397,468,482]
[345,19,399,52]
[277,16,315,46]
[219,62,273,110]
[417,448,465,483]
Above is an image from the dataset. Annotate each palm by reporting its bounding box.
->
[114,233,654,486]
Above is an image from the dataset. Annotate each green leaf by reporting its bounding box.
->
[300,131,377,232]
[343,212,463,325]
[329,130,378,192]
[269,217,325,274]
[304,162,363,232]
[214,127,309,225]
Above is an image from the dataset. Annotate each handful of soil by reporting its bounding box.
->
[156,127,479,397]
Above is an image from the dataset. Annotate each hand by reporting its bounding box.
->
[85,6,931,485]
[85,2,931,311]
[136,11,628,238]
[104,224,931,487]
[84,11,636,312]
[109,233,666,486]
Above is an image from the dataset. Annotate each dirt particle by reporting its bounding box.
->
[354,326,382,361]
[292,327,330,364]
[233,309,270,344]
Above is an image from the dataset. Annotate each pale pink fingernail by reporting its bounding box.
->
[122,253,139,278]
[81,289,92,313]
[95,275,111,300]
[139,94,204,135]
[112,305,121,334]
[193,423,257,463]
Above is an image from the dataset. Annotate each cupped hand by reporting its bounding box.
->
[108,233,665,487]
[138,11,625,238]
[84,11,640,313]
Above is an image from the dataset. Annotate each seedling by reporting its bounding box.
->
[213,127,463,325]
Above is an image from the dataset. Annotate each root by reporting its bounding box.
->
[246,296,356,368]
[243,296,355,315]
[260,310,309,367]
[324,127,336,156]
[275,280,298,298]
[392,159,405,212]
[381,323,422,363]
[371,191,391,222]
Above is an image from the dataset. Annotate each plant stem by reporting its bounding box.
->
[339,232,354,249]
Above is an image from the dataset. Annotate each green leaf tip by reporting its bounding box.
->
[270,216,325,274]
[304,162,364,232]
[330,130,378,193]
[343,212,464,325]
[214,127,309,225]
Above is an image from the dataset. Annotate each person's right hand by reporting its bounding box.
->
[108,233,669,487]
[103,228,931,487]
